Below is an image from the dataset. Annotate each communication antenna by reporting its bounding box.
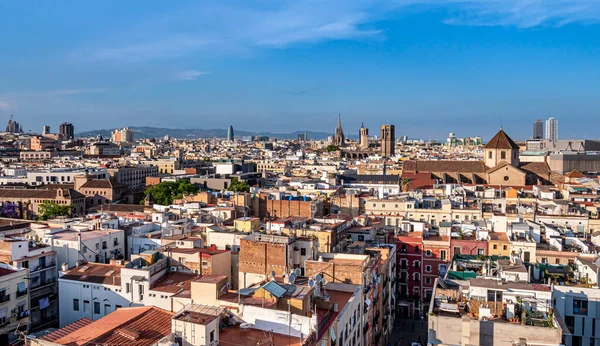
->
[288,273,297,284]
[294,268,301,276]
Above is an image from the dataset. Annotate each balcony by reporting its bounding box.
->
[16,289,27,298]
[30,278,57,291]
[30,261,57,274]
[16,310,30,321]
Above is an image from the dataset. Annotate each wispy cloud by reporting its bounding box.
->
[428,0,600,28]
[0,99,11,110]
[72,0,600,63]
[175,70,210,81]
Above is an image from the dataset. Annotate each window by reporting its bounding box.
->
[73,299,80,311]
[503,245,507,251]
[425,250,432,257]
[440,250,447,261]
[413,260,420,268]
[413,273,420,281]
[574,299,588,315]
[94,301,100,314]
[501,151,506,160]
[358,235,364,241]
[477,249,485,255]
[300,248,306,256]
[493,244,498,250]
[425,265,432,273]
[210,330,215,342]
[414,246,420,253]
[425,277,432,285]
[453,247,461,255]
[126,283,131,293]
[83,300,90,312]
[488,151,492,159]
[178,257,186,264]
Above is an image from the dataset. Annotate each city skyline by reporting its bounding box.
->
[2,1,600,139]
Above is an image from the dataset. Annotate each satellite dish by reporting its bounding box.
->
[271,270,276,278]
[315,274,323,282]
[308,279,315,287]
[288,273,297,284]
[322,278,327,285]
[294,268,301,276]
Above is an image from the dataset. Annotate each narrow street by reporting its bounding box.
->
[388,318,428,346]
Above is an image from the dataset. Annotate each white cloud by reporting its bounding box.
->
[175,70,210,81]
[73,0,600,62]
[0,99,10,110]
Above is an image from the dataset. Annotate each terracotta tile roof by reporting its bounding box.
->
[41,318,93,342]
[403,160,487,173]
[484,129,520,150]
[50,306,173,346]
[0,266,16,277]
[80,179,114,189]
[566,170,586,179]
[519,162,551,178]
[0,188,84,200]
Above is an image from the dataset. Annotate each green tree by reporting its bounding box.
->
[38,201,73,220]
[325,145,339,152]
[228,178,250,193]
[142,180,199,205]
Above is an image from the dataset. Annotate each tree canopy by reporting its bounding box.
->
[39,201,72,220]
[227,177,250,193]
[142,180,199,205]
[325,145,339,152]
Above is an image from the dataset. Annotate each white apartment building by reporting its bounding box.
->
[43,228,125,268]
[0,264,30,345]
[554,285,600,346]
[2,237,58,331]
[58,252,197,327]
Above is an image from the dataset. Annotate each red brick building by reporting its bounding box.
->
[422,235,450,311]
[394,232,423,318]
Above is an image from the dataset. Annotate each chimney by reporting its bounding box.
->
[61,263,68,272]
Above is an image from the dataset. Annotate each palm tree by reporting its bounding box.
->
[400,178,413,192]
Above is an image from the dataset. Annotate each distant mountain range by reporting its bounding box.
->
[76,126,345,140]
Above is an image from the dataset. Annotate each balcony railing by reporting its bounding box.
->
[30,278,57,291]
[16,289,27,298]
[30,261,57,273]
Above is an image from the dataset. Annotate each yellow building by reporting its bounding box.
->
[488,232,511,257]
[234,217,260,232]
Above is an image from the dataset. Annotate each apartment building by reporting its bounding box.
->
[0,237,58,332]
[58,251,197,326]
[553,285,600,346]
[45,228,125,268]
[0,264,30,344]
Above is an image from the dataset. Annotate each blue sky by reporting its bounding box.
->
[2,0,600,140]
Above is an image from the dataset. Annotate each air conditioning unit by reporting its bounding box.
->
[171,267,178,272]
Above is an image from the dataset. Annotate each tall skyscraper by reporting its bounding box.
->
[533,119,543,139]
[380,124,395,157]
[332,115,345,147]
[359,122,369,150]
[227,125,235,141]
[545,117,558,142]
[59,122,74,140]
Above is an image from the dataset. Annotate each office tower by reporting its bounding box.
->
[533,119,543,139]
[59,122,75,140]
[332,115,345,147]
[380,124,395,157]
[42,125,51,135]
[359,123,369,150]
[227,125,235,141]
[545,117,558,142]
